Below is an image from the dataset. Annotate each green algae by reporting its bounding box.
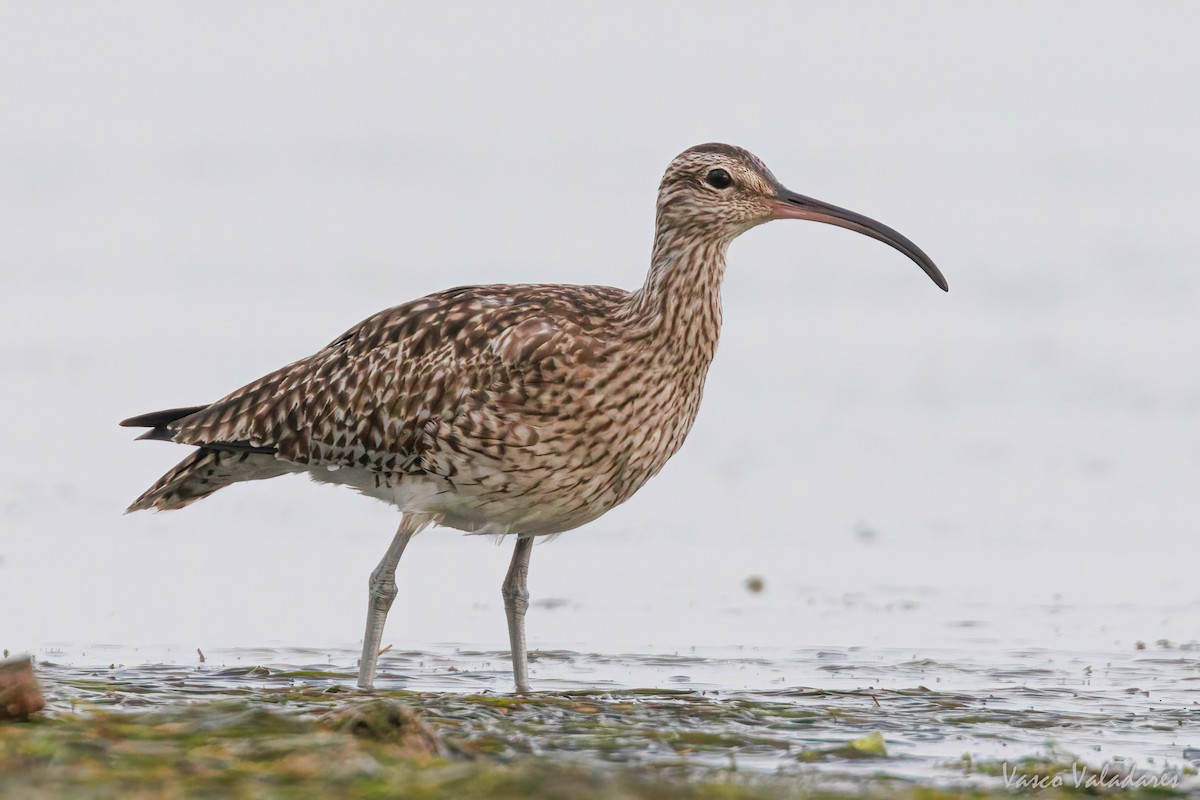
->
[2,691,1188,799]
[8,650,1196,798]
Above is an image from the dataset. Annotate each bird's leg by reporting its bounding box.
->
[357,514,419,690]
[501,535,534,693]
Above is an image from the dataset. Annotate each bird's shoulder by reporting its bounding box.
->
[326,283,632,368]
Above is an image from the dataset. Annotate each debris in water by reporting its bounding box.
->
[845,731,888,758]
[0,655,45,721]
[854,522,877,543]
[797,731,888,761]
[744,576,765,594]
[324,699,444,758]
[197,648,206,663]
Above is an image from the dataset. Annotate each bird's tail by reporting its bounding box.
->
[126,448,291,513]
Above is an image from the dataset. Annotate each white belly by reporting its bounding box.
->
[305,465,607,537]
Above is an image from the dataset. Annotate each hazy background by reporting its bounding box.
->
[1,2,1197,662]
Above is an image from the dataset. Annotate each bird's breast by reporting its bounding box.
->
[369,330,718,536]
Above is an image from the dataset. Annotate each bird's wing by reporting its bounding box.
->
[164,284,629,472]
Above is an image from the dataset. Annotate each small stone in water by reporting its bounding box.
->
[0,655,45,721]
[845,731,887,758]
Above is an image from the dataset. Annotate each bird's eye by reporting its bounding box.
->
[705,168,733,189]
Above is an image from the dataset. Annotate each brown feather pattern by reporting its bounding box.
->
[124,144,786,534]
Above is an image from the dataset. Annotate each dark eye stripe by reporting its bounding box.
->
[705,168,732,189]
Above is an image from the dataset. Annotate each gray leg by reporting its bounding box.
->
[357,514,421,690]
[502,536,534,692]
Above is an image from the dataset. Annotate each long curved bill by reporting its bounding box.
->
[769,188,948,292]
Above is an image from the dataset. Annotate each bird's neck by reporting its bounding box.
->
[628,224,728,360]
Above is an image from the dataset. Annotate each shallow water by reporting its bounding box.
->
[30,639,1200,789]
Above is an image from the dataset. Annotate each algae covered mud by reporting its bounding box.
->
[3,642,1196,797]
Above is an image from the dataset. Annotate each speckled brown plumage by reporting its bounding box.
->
[126,159,720,530]
[124,143,945,537]
[128,280,688,534]
[123,142,946,690]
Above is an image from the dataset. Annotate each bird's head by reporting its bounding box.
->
[656,143,947,291]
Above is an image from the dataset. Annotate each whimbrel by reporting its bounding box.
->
[122,143,947,691]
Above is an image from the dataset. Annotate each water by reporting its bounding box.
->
[2,2,1199,791]
[34,641,1200,787]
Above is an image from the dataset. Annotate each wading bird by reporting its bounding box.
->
[123,143,947,691]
